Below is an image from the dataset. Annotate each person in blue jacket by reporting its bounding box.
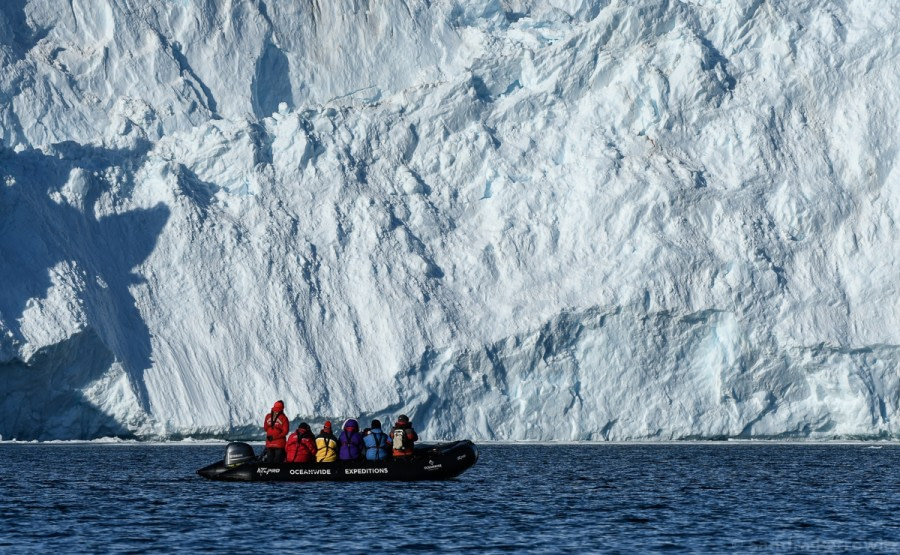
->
[338,418,365,460]
[363,419,392,461]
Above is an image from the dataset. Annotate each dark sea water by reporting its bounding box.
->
[0,443,898,553]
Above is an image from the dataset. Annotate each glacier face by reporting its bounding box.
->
[0,0,898,441]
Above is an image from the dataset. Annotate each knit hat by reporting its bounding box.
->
[298,422,310,431]
[272,400,284,412]
[323,420,332,432]
[371,419,381,429]
[396,414,409,424]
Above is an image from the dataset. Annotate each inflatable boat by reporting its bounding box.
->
[197,440,478,482]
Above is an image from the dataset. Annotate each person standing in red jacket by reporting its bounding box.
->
[263,400,290,463]
[285,422,317,463]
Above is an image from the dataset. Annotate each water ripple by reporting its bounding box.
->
[0,444,897,553]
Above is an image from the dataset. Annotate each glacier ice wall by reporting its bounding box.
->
[1,0,898,440]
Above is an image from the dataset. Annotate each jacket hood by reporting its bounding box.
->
[272,401,284,412]
[343,418,359,430]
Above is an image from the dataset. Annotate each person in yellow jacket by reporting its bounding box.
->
[315,420,339,462]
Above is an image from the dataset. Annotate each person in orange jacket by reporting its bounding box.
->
[390,414,418,458]
[263,400,290,463]
[285,422,317,463]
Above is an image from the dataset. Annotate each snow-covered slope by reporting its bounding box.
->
[1,0,898,441]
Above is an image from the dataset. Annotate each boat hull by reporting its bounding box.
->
[198,440,478,482]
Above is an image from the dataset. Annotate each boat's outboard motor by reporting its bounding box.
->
[224,442,256,467]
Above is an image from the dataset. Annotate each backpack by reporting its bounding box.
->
[392,428,406,451]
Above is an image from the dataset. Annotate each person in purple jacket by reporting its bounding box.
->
[338,418,365,460]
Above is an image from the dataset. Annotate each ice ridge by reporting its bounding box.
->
[0,0,897,440]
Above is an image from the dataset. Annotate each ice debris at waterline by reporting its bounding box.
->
[1,1,898,441]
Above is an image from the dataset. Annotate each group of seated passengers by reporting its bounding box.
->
[262,400,418,463]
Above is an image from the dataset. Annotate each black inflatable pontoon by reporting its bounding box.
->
[197,440,478,482]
